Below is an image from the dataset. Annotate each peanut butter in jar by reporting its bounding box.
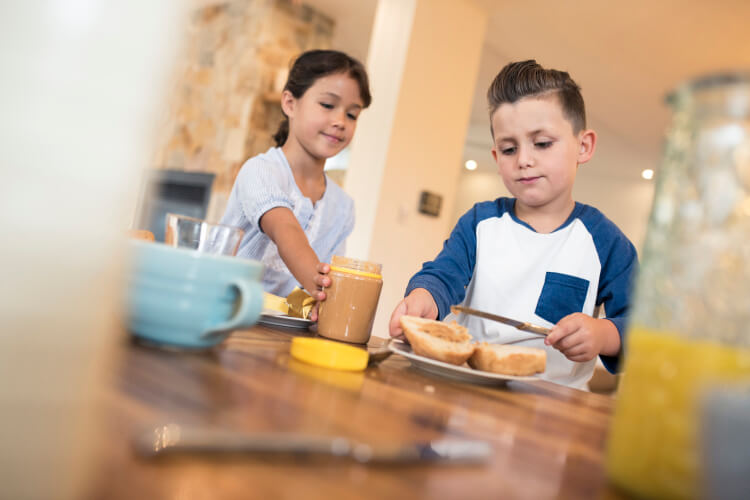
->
[317,256,383,344]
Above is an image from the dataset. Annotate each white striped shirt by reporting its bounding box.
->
[220,147,355,296]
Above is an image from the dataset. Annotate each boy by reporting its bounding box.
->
[389,60,637,389]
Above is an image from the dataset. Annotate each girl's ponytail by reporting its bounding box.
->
[273,118,289,147]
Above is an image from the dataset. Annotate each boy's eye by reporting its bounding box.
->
[535,141,553,149]
[320,102,334,109]
[347,112,358,120]
[501,147,516,156]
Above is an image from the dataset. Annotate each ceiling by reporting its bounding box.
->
[307,0,750,178]
[467,0,750,176]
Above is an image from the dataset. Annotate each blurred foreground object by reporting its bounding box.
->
[700,387,750,500]
[607,72,750,498]
[0,1,187,498]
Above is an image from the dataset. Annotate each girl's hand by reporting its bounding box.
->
[388,288,439,339]
[544,313,620,362]
[308,262,331,322]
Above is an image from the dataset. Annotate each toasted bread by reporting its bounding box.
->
[399,315,474,365]
[468,342,546,376]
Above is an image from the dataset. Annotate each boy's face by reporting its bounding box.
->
[490,95,595,216]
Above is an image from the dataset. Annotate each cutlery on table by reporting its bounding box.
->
[135,423,492,464]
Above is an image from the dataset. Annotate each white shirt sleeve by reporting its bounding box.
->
[236,157,294,230]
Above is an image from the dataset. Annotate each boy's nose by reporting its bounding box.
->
[517,147,534,168]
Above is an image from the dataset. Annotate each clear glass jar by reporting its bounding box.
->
[606,72,750,498]
[317,256,383,344]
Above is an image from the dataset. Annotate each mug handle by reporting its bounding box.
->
[202,278,263,338]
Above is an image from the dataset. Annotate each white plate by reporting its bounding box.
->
[257,310,312,330]
[388,341,540,385]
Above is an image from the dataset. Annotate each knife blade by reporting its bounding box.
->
[450,305,550,336]
[135,423,492,464]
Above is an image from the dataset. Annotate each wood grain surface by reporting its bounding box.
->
[86,325,631,499]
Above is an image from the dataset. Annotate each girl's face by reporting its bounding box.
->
[283,72,364,161]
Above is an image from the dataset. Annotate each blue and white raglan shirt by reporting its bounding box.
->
[406,197,637,389]
[220,147,355,297]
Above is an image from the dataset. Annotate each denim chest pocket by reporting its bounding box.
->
[534,272,590,324]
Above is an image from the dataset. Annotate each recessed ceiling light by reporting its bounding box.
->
[641,168,654,180]
[465,160,477,171]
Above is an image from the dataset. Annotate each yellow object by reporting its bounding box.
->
[263,292,289,315]
[328,265,382,280]
[607,326,750,499]
[286,287,314,318]
[290,337,368,372]
[286,357,365,391]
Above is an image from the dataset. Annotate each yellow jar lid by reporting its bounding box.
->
[329,265,382,280]
[290,337,368,372]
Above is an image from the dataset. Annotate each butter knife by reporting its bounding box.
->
[450,305,550,336]
[135,423,492,464]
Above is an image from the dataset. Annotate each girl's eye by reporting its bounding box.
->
[501,147,516,156]
[320,103,334,109]
[535,141,553,149]
[347,113,358,120]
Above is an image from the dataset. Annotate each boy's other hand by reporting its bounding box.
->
[388,288,439,339]
[544,313,621,362]
[308,262,331,322]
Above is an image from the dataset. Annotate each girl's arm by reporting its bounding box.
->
[260,206,330,311]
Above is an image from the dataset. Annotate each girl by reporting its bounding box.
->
[220,50,371,320]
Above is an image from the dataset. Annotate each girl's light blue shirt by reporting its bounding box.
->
[220,147,355,296]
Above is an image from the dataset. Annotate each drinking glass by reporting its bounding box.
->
[164,213,244,256]
[606,72,750,498]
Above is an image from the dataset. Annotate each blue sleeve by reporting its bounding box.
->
[586,208,639,373]
[405,201,498,319]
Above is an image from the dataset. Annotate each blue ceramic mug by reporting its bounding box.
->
[127,240,264,348]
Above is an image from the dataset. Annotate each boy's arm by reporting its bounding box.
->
[404,206,481,319]
[544,314,621,361]
[388,288,439,338]
[595,236,638,372]
[546,231,638,372]
[260,207,330,320]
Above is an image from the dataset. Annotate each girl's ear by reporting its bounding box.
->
[577,129,597,165]
[280,90,296,118]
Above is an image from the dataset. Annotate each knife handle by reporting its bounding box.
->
[520,323,550,336]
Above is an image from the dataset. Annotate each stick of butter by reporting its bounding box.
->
[263,292,289,314]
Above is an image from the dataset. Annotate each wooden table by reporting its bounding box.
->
[88,325,629,499]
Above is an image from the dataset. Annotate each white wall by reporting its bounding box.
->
[345,0,488,338]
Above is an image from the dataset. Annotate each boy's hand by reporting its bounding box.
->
[388,288,439,339]
[308,262,331,322]
[544,313,621,362]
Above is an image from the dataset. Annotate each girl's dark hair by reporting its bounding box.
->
[487,59,586,134]
[273,49,372,147]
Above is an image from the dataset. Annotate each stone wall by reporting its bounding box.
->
[151,0,334,221]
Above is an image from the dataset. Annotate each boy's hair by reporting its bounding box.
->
[273,49,372,147]
[487,60,586,134]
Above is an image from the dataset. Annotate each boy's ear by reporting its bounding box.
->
[280,90,296,117]
[577,129,597,165]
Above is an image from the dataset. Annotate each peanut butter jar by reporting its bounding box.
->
[317,256,383,344]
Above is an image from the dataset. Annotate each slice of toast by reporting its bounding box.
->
[399,315,474,365]
[468,342,546,376]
